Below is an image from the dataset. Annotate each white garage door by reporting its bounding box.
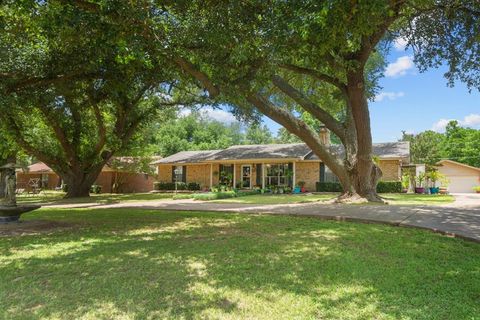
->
[448,176,479,193]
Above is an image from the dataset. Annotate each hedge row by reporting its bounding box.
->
[153,182,201,191]
[316,181,402,193]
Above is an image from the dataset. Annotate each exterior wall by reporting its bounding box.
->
[114,172,155,193]
[95,172,114,193]
[437,163,480,193]
[16,173,61,191]
[295,162,320,191]
[186,164,211,189]
[157,164,173,182]
[378,160,401,181]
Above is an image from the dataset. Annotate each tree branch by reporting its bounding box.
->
[279,63,347,95]
[174,57,220,98]
[271,75,346,143]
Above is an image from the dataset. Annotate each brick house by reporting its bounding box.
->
[17,158,158,193]
[153,141,410,191]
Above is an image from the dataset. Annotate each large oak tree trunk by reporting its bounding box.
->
[59,164,105,198]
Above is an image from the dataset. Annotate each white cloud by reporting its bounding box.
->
[385,56,414,77]
[432,113,480,132]
[179,107,237,123]
[374,91,405,102]
[393,37,408,51]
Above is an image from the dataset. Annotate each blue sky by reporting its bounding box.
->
[197,40,480,142]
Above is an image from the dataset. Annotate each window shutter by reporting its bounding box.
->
[171,166,175,183]
[320,163,325,183]
[182,165,187,183]
[288,163,293,186]
[256,164,262,186]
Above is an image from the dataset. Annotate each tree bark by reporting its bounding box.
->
[59,163,105,198]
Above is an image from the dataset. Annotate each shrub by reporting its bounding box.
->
[61,184,68,192]
[376,181,402,193]
[193,191,237,201]
[153,182,188,191]
[187,182,201,191]
[316,182,343,192]
[316,181,403,193]
[172,194,194,200]
[90,185,102,194]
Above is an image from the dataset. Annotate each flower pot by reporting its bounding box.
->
[301,187,306,193]
[429,187,440,194]
[415,187,425,194]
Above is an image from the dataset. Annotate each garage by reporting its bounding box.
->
[436,160,480,193]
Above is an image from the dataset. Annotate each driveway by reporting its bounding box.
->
[46,194,480,243]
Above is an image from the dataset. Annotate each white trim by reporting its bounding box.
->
[241,164,252,189]
[293,161,296,186]
[262,163,265,189]
[437,159,480,172]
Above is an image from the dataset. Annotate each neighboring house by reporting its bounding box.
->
[436,160,480,193]
[153,138,410,191]
[17,157,159,193]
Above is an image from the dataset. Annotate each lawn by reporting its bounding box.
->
[212,193,335,204]
[17,191,174,205]
[1,208,478,319]
[211,193,454,205]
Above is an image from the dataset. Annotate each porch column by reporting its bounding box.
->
[293,161,296,187]
[210,163,213,188]
[233,163,236,188]
[262,163,265,189]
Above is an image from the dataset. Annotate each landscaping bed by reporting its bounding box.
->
[0,208,478,319]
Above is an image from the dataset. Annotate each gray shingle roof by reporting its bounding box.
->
[154,142,410,164]
[206,143,311,161]
[305,142,410,160]
[152,150,222,164]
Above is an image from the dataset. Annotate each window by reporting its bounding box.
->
[172,166,185,183]
[323,165,339,183]
[219,164,233,186]
[264,163,292,187]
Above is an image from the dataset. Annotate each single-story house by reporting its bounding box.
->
[153,141,410,191]
[17,157,159,193]
[436,160,480,193]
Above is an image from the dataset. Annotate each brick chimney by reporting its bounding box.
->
[319,125,330,146]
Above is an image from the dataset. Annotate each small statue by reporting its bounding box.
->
[4,168,16,206]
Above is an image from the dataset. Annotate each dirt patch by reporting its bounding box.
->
[0,220,78,237]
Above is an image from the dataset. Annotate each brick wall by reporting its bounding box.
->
[157,164,173,182]
[295,162,319,191]
[186,164,211,189]
[95,172,113,193]
[16,173,61,191]
[378,160,401,181]
[114,172,155,193]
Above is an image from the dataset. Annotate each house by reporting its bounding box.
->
[436,160,480,193]
[17,157,159,193]
[153,140,410,191]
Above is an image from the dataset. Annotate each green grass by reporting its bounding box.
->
[212,193,335,204]
[17,191,175,204]
[1,208,478,319]
[382,193,455,205]
[211,193,454,205]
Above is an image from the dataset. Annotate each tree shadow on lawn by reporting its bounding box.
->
[1,209,479,319]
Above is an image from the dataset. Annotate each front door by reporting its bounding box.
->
[241,165,252,189]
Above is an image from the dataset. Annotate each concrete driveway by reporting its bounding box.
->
[47,194,480,243]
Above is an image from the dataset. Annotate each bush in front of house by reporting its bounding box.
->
[316,181,402,193]
[316,182,343,192]
[90,185,102,194]
[193,191,237,201]
[376,181,402,193]
[187,182,201,191]
[153,182,189,191]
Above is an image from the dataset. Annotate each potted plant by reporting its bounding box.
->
[415,173,426,194]
[278,186,284,194]
[427,170,443,195]
[473,186,480,194]
[297,181,306,193]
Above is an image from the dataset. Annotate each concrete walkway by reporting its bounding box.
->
[47,194,480,243]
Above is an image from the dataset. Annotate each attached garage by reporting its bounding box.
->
[436,160,480,193]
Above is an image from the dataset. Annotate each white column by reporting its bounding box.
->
[210,163,213,188]
[262,163,265,189]
[293,161,296,187]
[233,163,236,188]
